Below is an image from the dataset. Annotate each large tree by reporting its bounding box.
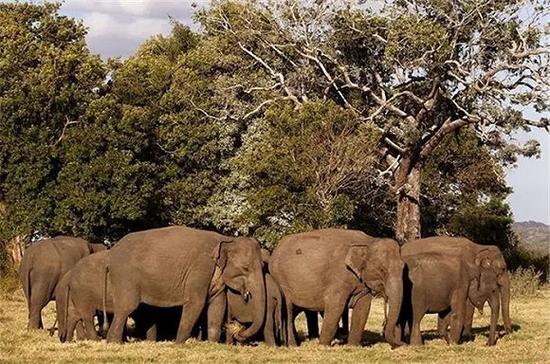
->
[0,3,105,250]
[198,0,549,243]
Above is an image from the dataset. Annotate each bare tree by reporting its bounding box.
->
[200,0,549,243]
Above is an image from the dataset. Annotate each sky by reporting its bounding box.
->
[12,0,550,224]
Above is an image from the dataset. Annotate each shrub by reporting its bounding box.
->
[510,267,542,298]
[0,274,20,299]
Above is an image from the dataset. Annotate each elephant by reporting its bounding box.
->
[270,229,404,347]
[225,248,284,346]
[302,309,349,341]
[55,250,177,342]
[19,235,106,329]
[402,236,509,345]
[397,251,484,345]
[105,226,266,344]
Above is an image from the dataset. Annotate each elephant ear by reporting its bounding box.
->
[475,249,493,268]
[345,244,369,281]
[212,240,233,270]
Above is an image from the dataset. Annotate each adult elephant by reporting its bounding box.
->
[270,229,403,347]
[404,236,510,345]
[19,236,106,329]
[105,226,266,344]
[56,250,180,342]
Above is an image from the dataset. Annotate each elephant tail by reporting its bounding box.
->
[101,265,109,334]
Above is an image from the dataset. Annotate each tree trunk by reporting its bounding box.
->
[4,235,25,270]
[394,156,421,245]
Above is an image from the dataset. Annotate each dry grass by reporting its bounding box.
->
[0,289,549,364]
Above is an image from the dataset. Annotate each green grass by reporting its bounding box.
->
[0,289,549,363]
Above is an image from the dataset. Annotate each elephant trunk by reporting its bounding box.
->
[236,270,266,341]
[499,271,512,333]
[384,262,404,348]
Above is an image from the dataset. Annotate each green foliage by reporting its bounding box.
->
[0,1,543,264]
[385,16,452,68]
[0,3,106,241]
[230,100,380,246]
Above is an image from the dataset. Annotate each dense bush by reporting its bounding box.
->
[510,267,543,297]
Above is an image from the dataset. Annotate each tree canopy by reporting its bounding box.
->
[1,1,547,267]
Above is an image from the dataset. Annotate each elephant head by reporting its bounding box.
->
[468,248,502,308]
[212,237,266,341]
[87,243,108,254]
[345,238,404,347]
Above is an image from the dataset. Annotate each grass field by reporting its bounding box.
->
[0,289,549,363]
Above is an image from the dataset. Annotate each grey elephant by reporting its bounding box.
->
[270,229,404,347]
[55,250,178,342]
[397,250,489,345]
[225,248,284,346]
[105,226,266,344]
[403,236,509,345]
[19,236,106,329]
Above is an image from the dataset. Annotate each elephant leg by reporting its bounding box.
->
[65,317,80,342]
[207,293,226,343]
[175,297,207,344]
[348,295,372,345]
[437,311,450,343]
[283,293,297,347]
[319,296,347,346]
[410,288,426,346]
[463,300,475,337]
[107,293,139,344]
[305,310,319,340]
[263,297,276,346]
[28,283,51,330]
[449,289,467,345]
[340,308,349,337]
[146,324,158,341]
[487,292,500,346]
[75,321,89,340]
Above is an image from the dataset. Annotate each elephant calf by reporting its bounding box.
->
[405,237,510,345]
[397,252,475,345]
[226,272,283,346]
[226,250,284,346]
[20,236,106,330]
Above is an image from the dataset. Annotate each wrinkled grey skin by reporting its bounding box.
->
[19,236,106,330]
[225,249,284,346]
[55,250,176,343]
[403,236,509,346]
[270,229,404,347]
[106,226,266,344]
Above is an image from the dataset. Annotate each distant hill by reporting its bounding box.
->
[512,221,549,255]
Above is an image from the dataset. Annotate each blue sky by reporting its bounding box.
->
[18,0,550,223]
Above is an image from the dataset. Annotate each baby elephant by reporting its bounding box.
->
[225,249,284,346]
[397,252,476,345]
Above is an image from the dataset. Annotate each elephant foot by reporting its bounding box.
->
[389,340,405,349]
[486,337,497,346]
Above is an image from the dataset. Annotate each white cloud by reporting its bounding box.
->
[63,0,208,19]
[56,0,210,57]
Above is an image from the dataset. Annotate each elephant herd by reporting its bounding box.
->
[18,226,512,348]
